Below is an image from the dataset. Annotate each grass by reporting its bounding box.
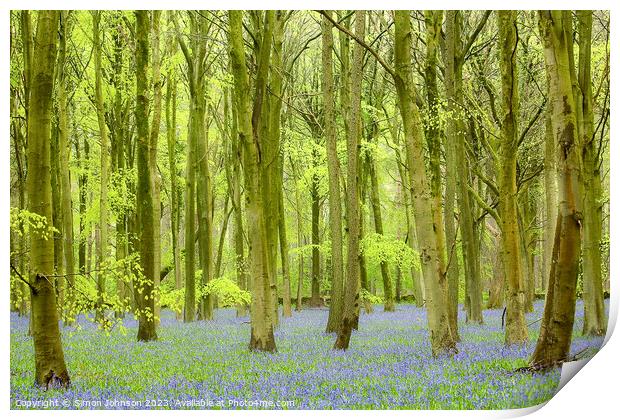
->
[10,299,606,409]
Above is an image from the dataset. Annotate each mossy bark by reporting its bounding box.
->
[26,10,70,388]
[531,10,583,367]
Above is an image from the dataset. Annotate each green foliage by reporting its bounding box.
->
[10,207,59,241]
[361,232,420,271]
[199,277,252,308]
[159,275,251,312]
[108,167,136,218]
[361,288,383,305]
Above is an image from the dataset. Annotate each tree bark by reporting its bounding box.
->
[531,10,583,367]
[228,10,277,352]
[394,10,457,356]
[92,11,110,325]
[334,11,365,350]
[577,10,606,336]
[26,10,70,388]
[497,10,528,345]
[134,10,157,341]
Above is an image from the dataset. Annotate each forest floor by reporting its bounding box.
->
[10,299,606,410]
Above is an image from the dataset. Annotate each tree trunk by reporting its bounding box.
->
[497,10,528,345]
[369,160,395,312]
[228,10,276,352]
[309,161,322,307]
[577,10,606,337]
[92,11,110,325]
[57,12,75,324]
[166,69,183,320]
[531,10,583,367]
[542,110,557,294]
[323,12,344,332]
[134,10,157,342]
[445,11,483,325]
[394,10,457,356]
[149,11,163,325]
[334,11,365,350]
[26,10,70,388]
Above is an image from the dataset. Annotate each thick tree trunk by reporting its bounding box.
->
[229,10,277,352]
[394,10,457,356]
[531,10,583,367]
[26,10,70,388]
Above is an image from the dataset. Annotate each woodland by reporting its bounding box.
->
[9,9,610,409]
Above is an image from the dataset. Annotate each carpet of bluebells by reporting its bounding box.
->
[10,299,606,410]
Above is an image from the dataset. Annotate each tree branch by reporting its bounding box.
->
[316,10,396,79]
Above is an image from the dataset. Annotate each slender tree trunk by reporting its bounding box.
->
[369,160,395,312]
[497,10,528,345]
[134,10,157,342]
[149,11,163,325]
[334,11,365,350]
[92,11,110,325]
[229,90,248,317]
[57,12,74,323]
[214,194,231,279]
[445,11,483,325]
[166,70,183,320]
[112,17,129,316]
[293,161,305,312]
[309,160,322,307]
[51,112,64,317]
[542,110,557,294]
[323,13,344,332]
[577,10,606,336]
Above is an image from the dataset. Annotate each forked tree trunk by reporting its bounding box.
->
[228,10,277,352]
[531,10,583,368]
[394,10,457,356]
